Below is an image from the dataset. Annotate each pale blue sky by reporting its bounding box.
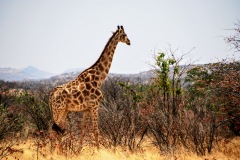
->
[0,0,239,74]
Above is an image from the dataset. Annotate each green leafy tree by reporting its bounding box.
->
[155,52,182,116]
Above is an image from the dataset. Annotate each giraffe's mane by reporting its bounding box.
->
[79,29,119,75]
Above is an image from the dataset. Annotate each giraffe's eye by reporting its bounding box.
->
[121,34,126,38]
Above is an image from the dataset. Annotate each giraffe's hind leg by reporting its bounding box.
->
[52,108,67,135]
[49,108,67,153]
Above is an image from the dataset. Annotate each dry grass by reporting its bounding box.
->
[2,137,240,160]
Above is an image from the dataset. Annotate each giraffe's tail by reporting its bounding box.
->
[52,123,65,135]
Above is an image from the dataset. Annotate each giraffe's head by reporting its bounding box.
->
[116,25,131,45]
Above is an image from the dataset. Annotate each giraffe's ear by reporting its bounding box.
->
[111,31,115,34]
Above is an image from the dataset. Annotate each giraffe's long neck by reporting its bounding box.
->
[94,35,118,79]
[78,33,119,84]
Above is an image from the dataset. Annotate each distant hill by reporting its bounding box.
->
[0,66,54,81]
[0,65,196,84]
[41,69,156,88]
[63,68,84,73]
[109,70,155,83]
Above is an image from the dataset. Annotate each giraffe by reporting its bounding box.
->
[49,25,130,148]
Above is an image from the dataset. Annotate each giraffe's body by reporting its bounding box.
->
[49,26,130,148]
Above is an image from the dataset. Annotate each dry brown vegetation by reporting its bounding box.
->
[0,45,240,159]
[2,137,240,160]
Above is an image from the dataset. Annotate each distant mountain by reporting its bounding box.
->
[0,66,55,81]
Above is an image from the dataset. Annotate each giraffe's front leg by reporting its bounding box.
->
[90,105,100,149]
[79,110,91,145]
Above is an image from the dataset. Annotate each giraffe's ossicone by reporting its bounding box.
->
[49,26,130,148]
